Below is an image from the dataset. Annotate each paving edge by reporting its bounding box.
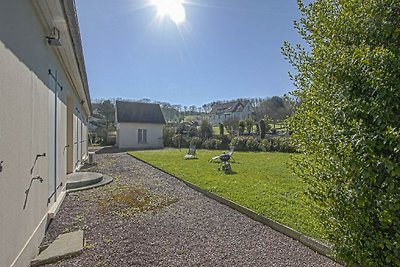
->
[128,153,340,264]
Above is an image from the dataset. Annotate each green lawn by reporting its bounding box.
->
[129,149,323,240]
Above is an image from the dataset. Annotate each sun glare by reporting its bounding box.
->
[151,0,186,25]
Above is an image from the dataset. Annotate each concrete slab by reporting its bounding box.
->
[66,172,103,190]
[66,174,113,193]
[31,231,84,267]
[65,172,113,193]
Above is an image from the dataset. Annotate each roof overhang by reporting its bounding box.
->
[33,0,92,116]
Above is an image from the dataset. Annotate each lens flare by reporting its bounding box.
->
[151,0,186,25]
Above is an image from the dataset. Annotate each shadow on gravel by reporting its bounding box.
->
[93,146,130,154]
[91,146,179,154]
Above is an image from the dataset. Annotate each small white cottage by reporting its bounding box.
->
[115,101,166,149]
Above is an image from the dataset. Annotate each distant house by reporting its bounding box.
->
[209,100,253,125]
[115,101,166,149]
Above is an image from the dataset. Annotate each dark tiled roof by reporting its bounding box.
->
[116,101,166,124]
[210,100,249,114]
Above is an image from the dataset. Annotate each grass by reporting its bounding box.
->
[129,149,323,240]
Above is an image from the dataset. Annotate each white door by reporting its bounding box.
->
[48,75,56,202]
[48,70,62,203]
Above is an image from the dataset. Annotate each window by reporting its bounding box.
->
[138,129,147,143]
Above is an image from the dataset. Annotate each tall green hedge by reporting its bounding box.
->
[283,0,400,266]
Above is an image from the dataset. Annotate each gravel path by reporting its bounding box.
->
[43,152,340,267]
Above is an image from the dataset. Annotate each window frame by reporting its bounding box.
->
[138,128,148,144]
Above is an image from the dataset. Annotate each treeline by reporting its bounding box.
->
[163,119,294,152]
[91,95,294,122]
[88,95,295,145]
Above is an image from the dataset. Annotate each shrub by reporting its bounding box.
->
[163,127,175,147]
[219,123,224,135]
[171,134,190,148]
[199,120,213,139]
[230,136,247,151]
[244,118,253,134]
[239,120,246,135]
[203,138,222,150]
[258,139,271,152]
[259,119,266,139]
[283,0,400,265]
[224,118,239,135]
[213,135,231,150]
[245,137,259,151]
[189,136,202,148]
[271,136,295,153]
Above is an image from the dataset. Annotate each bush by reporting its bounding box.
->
[189,136,202,148]
[199,120,213,139]
[258,139,271,152]
[259,119,266,139]
[270,136,295,153]
[245,118,253,134]
[163,127,175,147]
[213,135,231,150]
[283,1,400,265]
[171,134,190,148]
[204,138,222,150]
[224,118,239,135]
[239,120,246,135]
[219,123,224,135]
[245,137,259,151]
[230,136,247,151]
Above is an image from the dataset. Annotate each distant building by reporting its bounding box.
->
[208,100,253,125]
[0,1,91,266]
[115,101,166,149]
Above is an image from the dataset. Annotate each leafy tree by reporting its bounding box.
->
[98,100,115,130]
[199,120,213,139]
[224,118,239,134]
[219,123,224,135]
[283,0,400,266]
[259,119,267,139]
[239,120,246,135]
[245,118,253,133]
[255,96,293,121]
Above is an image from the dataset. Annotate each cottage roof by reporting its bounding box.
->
[116,101,166,124]
[210,100,250,114]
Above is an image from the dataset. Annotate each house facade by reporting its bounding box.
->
[116,101,166,149]
[208,100,253,125]
[0,1,91,266]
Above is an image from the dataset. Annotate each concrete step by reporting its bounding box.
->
[31,231,84,267]
[65,172,113,193]
[66,172,103,190]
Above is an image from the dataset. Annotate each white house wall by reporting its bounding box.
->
[0,1,89,266]
[209,102,254,125]
[117,123,164,149]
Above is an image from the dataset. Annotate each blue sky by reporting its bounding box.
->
[76,0,307,107]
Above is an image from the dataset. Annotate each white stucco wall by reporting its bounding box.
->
[117,123,164,149]
[239,102,253,120]
[0,1,89,266]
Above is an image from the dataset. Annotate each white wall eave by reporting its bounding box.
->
[33,0,92,116]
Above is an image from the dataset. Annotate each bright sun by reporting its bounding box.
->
[151,0,186,25]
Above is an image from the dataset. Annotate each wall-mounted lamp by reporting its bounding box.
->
[46,27,61,46]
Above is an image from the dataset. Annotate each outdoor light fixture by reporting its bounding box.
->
[46,27,61,46]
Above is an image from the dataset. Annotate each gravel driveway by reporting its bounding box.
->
[43,152,340,267]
